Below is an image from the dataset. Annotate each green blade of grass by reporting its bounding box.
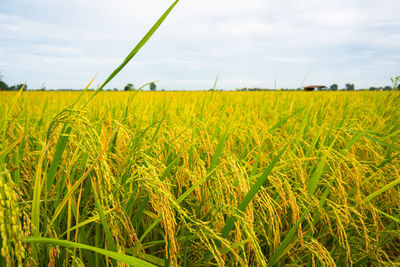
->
[342,131,363,151]
[267,205,312,266]
[47,123,123,235]
[195,128,229,216]
[32,143,49,235]
[145,116,166,155]
[305,126,324,158]
[220,144,288,239]
[23,237,155,267]
[70,75,96,108]
[0,136,23,159]
[4,83,25,119]
[202,143,290,264]
[268,107,305,132]
[48,164,95,231]
[131,154,184,228]
[132,215,163,255]
[176,170,216,204]
[307,130,339,196]
[92,180,117,252]
[307,150,328,196]
[82,0,180,108]
[374,207,400,224]
[344,129,400,151]
[44,77,96,193]
[59,208,115,238]
[135,252,165,266]
[362,176,400,203]
[208,129,229,173]
[46,126,72,193]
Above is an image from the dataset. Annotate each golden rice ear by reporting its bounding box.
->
[0,179,25,266]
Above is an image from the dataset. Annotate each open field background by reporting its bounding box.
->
[1,91,399,266]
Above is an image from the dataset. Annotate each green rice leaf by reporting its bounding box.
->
[363,176,400,203]
[220,144,288,238]
[23,237,155,267]
[83,0,180,107]
[267,205,312,266]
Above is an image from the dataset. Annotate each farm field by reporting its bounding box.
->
[0,90,399,266]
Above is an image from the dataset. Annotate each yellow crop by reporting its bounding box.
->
[0,90,399,266]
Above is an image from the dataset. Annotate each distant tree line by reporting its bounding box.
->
[1,71,399,92]
[0,72,27,91]
[0,73,160,91]
[0,82,27,91]
[236,83,400,91]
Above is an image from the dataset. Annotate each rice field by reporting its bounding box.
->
[0,90,399,266]
[1,0,400,265]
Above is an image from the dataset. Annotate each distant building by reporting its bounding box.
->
[303,85,327,91]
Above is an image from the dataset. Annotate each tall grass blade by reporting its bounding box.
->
[269,107,305,132]
[23,237,155,267]
[92,180,117,252]
[46,126,72,193]
[220,144,288,238]
[362,176,400,203]
[267,205,312,266]
[83,0,180,107]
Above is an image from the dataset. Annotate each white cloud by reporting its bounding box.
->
[0,0,399,90]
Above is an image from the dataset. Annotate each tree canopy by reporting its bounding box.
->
[124,83,135,91]
[150,82,156,91]
[0,80,8,91]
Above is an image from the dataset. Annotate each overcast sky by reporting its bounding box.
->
[1,0,399,90]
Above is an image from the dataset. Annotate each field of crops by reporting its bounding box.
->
[0,90,399,266]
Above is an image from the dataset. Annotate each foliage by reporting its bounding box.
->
[124,83,135,91]
[330,84,338,91]
[0,81,8,91]
[345,83,355,91]
[9,84,27,91]
[150,82,157,91]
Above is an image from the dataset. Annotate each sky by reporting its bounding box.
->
[1,0,400,90]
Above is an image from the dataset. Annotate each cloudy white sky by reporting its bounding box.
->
[1,0,399,90]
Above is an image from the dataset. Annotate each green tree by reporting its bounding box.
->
[345,83,355,91]
[124,83,134,91]
[9,84,27,91]
[149,82,156,91]
[0,71,8,91]
[0,80,8,91]
[329,84,338,91]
